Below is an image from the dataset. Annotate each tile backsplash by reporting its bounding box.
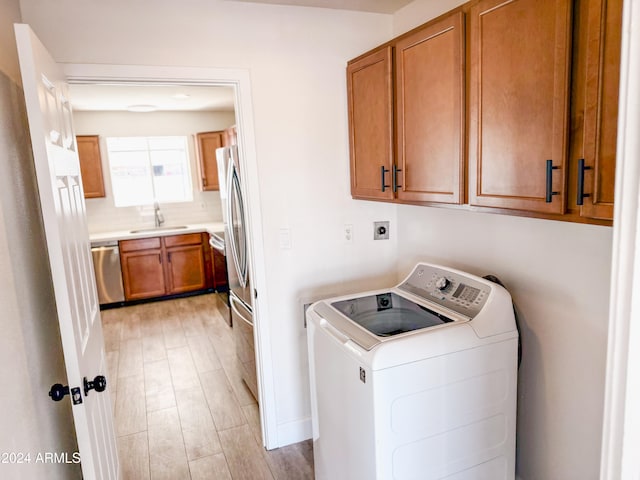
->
[85,193,222,233]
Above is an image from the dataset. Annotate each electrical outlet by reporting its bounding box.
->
[374,221,390,240]
[344,224,354,243]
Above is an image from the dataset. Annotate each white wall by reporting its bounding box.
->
[20,0,399,444]
[73,109,235,232]
[393,0,466,34]
[393,2,613,479]
[0,0,80,475]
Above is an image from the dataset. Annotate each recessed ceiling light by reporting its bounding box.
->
[173,93,190,99]
[127,104,157,113]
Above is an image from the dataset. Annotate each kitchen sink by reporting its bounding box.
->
[129,225,189,234]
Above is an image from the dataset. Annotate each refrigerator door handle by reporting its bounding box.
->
[230,294,253,326]
[226,148,249,289]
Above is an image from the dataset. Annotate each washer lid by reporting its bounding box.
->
[313,289,464,351]
[331,292,453,338]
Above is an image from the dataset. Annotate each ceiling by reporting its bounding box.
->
[67,0,414,112]
[225,0,413,14]
[68,84,236,112]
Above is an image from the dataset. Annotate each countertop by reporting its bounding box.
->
[89,222,225,245]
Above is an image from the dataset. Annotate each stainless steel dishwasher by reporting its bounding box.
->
[91,241,125,305]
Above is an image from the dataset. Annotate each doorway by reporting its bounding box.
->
[63,63,277,453]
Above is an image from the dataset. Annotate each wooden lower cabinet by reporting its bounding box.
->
[121,249,166,301]
[166,244,206,294]
[120,233,208,301]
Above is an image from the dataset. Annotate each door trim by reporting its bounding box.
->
[600,0,640,477]
[63,63,278,449]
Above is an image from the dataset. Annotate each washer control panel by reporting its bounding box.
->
[398,264,491,318]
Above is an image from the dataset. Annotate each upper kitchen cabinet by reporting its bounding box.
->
[347,46,395,201]
[77,135,106,198]
[468,0,573,214]
[196,130,223,191]
[223,125,238,147]
[577,0,622,221]
[395,11,465,204]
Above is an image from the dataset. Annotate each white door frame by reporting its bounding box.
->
[600,0,640,478]
[63,63,278,449]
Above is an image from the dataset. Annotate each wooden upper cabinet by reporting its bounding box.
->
[76,135,105,198]
[579,0,622,221]
[223,125,238,147]
[468,0,573,214]
[395,12,465,204]
[347,46,395,201]
[196,131,223,191]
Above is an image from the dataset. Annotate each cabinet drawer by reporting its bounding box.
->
[164,233,203,247]
[120,237,161,252]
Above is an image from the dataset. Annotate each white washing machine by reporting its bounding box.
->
[306,262,518,480]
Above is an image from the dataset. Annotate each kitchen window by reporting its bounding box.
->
[106,136,193,207]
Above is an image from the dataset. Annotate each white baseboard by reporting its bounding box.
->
[275,416,312,448]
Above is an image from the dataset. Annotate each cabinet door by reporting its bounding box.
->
[580,0,622,220]
[347,47,395,201]
[121,249,166,300]
[76,135,105,198]
[166,245,206,294]
[395,12,465,204]
[223,125,237,147]
[196,131,223,191]
[469,0,572,214]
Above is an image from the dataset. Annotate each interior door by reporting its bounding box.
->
[15,24,119,479]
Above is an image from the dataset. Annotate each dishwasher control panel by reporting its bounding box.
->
[398,264,491,318]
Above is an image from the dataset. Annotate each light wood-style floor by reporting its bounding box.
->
[102,293,314,480]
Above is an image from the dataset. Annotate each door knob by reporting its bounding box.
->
[49,383,69,402]
[49,383,83,405]
[83,375,107,396]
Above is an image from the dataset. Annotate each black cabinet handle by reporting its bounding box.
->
[577,158,592,206]
[392,165,402,193]
[545,160,560,203]
[381,166,390,192]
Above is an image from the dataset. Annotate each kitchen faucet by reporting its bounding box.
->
[154,202,165,228]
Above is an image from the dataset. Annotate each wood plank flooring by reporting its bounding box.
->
[103,294,314,480]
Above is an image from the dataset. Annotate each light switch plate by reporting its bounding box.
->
[374,221,390,240]
[279,228,292,249]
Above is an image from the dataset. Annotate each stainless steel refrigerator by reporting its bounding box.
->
[216,145,258,402]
